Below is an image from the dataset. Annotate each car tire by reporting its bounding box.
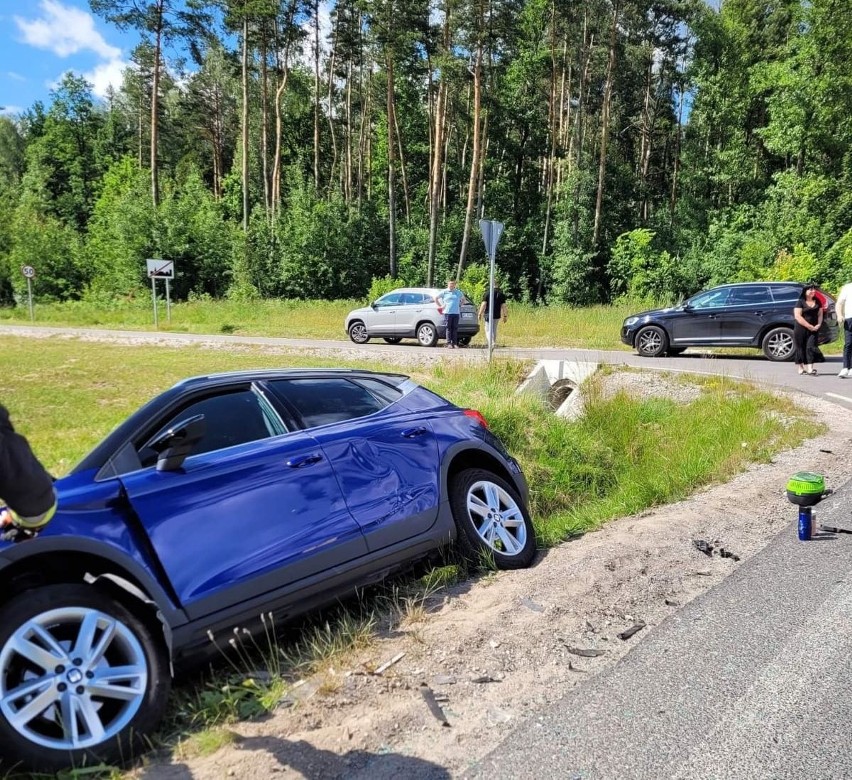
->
[382,337,402,344]
[449,468,536,570]
[635,325,669,358]
[0,584,170,774]
[417,322,439,347]
[762,327,795,361]
[348,321,370,344]
[458,336,471,347]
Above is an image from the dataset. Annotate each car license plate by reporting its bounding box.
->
[462,313,474,319]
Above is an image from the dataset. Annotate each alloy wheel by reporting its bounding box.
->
[465,479,527,557]
[0,606,148,751]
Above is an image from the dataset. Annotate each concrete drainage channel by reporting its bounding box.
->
[516,359,600,419]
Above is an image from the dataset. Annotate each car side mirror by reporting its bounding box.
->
[370,301,377,309]
[150,414,206,472]
[682,301,693,311]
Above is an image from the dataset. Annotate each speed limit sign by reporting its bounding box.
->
[21,265,35,279]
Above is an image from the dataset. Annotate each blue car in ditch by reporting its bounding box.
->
[0,369,533,772]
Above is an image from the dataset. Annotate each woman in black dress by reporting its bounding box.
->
[793,284,824,375]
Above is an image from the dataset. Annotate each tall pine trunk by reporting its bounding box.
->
[456,41,483,280]
[593,1,620,248]
[241,14,249,231]
[150,1,163,208]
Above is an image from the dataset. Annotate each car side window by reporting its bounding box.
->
[137,390,282,468]
[375,293,401,307]
[400,293,423,305]
[689,289,731,309]
[267,378,388,428]
[726,285,772,306]
[771,285,803,303]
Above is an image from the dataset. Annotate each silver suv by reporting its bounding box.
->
[346,287,480,347]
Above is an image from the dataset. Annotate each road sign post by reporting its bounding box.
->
[479,219,504,363]
[145,259,175,328]
[21,265,35,322]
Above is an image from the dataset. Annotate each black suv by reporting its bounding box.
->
[621,282,839,361]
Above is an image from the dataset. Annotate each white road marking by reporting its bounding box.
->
[824,391,852,403]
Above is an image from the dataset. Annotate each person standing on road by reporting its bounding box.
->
[438,279,464,349]
[835,280,852,377]
[478,286,508,347]
[793,283,823,376]
[0,404,57,536]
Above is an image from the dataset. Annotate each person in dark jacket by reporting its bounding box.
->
[0,404,57,532]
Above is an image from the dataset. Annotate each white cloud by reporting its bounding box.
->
[83,58,129,98]
[14,0,121,60]
[0,106,24,116]
[6,72,27,82]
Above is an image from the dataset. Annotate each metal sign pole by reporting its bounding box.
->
[165,278,171,323]
[479,219,505,364]
[488,256,495,364]
[26,278,34,322]
[151,277,159,328]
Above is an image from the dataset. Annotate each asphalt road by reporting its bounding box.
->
[468,483,852,780]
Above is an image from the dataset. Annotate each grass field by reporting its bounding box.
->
[0,297,640,350]
[2,296,843,356]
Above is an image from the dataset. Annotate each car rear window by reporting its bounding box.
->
[267,378,388,428]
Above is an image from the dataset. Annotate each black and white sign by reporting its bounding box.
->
[146,259,174,279]
[21,265,35,279]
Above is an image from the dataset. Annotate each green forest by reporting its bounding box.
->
[1,0,850,308]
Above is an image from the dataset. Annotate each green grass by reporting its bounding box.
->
[0,335,819,776]
[4,296,843,355]
[0,297,640,350]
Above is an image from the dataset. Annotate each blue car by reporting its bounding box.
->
[0,369,532,772]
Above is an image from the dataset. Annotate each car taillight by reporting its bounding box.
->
[464,409,489,429]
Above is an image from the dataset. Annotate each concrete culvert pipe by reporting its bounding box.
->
[547,379,576,411]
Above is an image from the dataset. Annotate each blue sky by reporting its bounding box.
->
[0,0,336,116]
[0,0,139,115]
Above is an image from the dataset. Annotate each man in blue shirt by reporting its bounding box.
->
[438,279,464,348]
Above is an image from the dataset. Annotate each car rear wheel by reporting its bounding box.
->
[635,325,668,358]
[762,327,794,361]
[449,468,535,569]
[348,321,370,344]
[0,584,170,773]
[458,336,471,347]
[382,337,402,344]
[417,322,438,347]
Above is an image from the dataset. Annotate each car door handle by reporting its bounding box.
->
[286,453,323,468]
[708,314,718,319]
[402,426,428,438]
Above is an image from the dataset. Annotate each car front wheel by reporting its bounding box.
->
[762,327,794,361]
[348,321,370,344]
[449,468,536,569]
[635,325,668,358]
[417,322,438,347]
[0,584,170,773]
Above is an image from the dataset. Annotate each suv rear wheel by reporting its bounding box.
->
[449,468,535,569]
[762,327,794,361]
